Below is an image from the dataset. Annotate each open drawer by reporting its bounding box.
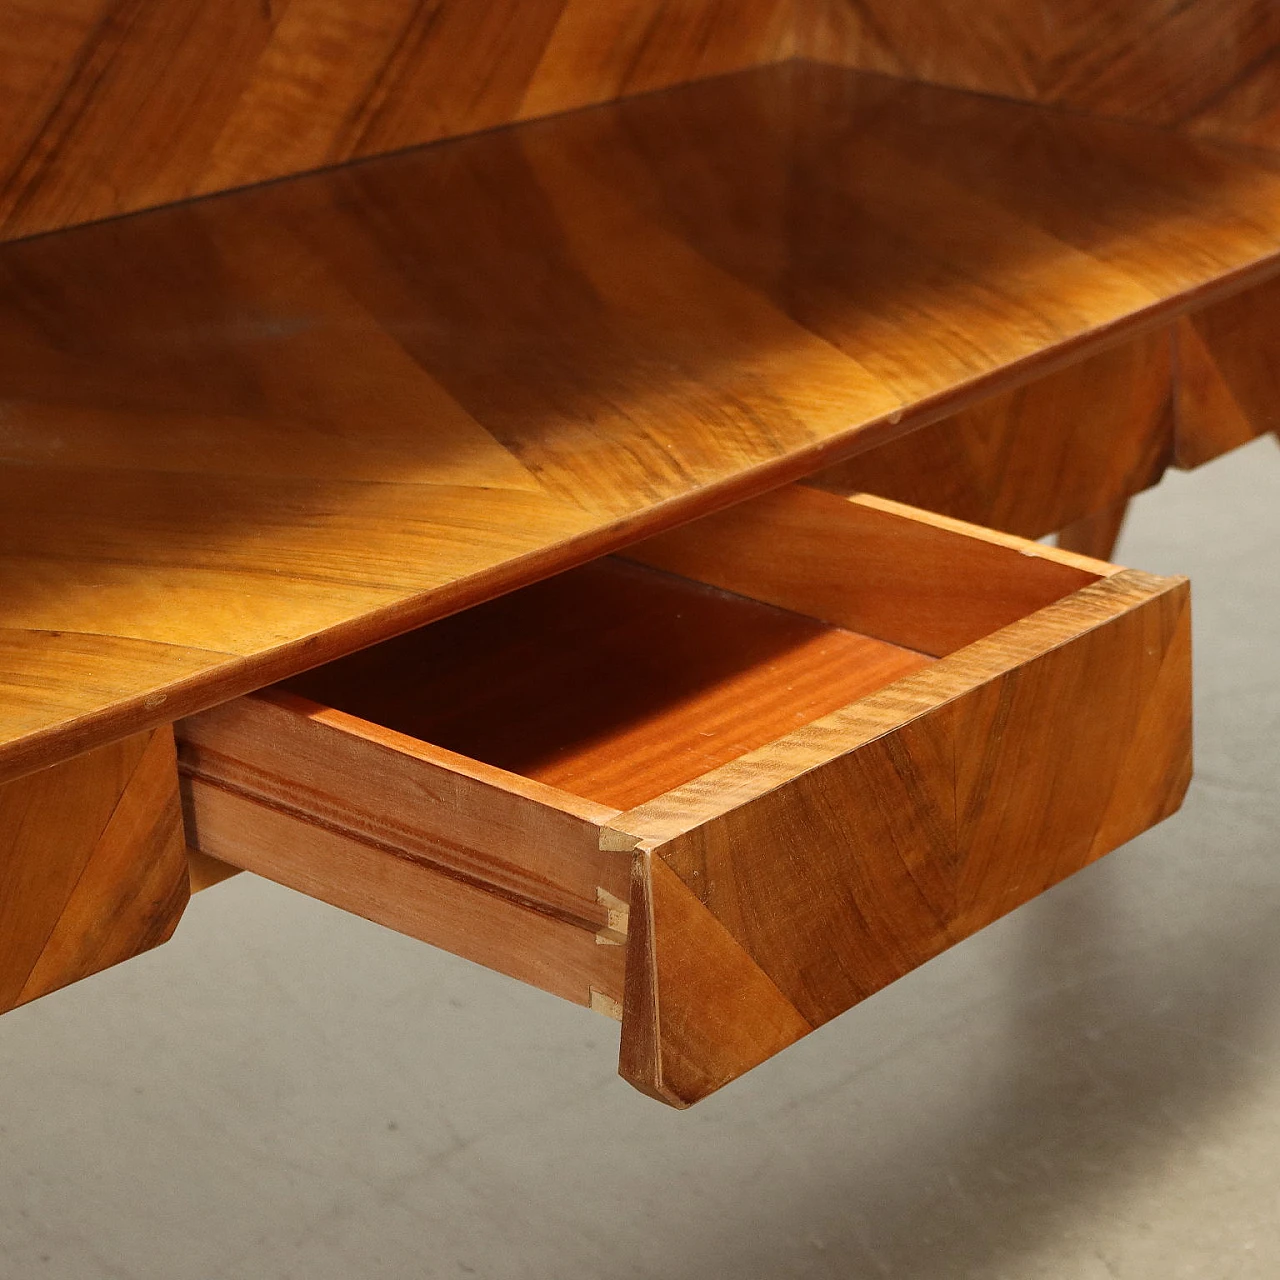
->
[177,487,1191,1106]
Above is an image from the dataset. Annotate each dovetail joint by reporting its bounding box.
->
[595,885,630,946]
[589,987,623,1020]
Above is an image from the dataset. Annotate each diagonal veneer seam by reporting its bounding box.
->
[4,730,159,1003]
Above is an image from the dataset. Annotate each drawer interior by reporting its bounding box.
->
[285,559,933,811]
[283,488,1105,812]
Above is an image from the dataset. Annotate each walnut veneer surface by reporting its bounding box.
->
[0,0,796,242]
[7,0,1279,245]
[5,60,1280,783]
[0,726,189,1010]
[804,0,1280,150]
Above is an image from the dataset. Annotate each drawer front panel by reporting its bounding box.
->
[615,569,1191,1106]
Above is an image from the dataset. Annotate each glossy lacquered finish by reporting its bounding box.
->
[8,0,1278,247]
[1,62,1277,786]
[813,291,1280,539]
[0,0,794,242]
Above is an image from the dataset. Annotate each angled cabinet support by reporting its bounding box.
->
[0,727,190,1012]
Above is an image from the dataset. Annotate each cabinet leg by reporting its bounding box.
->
[0,727,189,1013]
[188,848,241,892]
[1057,499,1131,562]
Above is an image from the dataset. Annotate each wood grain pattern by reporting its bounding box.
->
[172,489,1189,1093]
[809,333,1174,541]
[187,848,240,893]
[11,0,1280,247]
[803,1,1280,150]
[184,777,627,1010]
[185,777,628,1010]
[4,62,1276,785]
[284,557,932,812]
[620,849,813,1108]
[625,487,1108,658]
[0,0,795,242]
[951,575,1192,932]
[0,726,189,1012]
[1057,500,1132,562]
[179,691,631,934]
[1175,278,1280,468]
[178,691,631,1008]
[614,569,1192,1103]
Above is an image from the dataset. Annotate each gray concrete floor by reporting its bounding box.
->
[2,439,1278,1280]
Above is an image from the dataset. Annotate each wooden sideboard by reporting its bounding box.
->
[1,3,1275,1105]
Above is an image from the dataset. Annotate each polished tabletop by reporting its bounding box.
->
[4,60,1280,782]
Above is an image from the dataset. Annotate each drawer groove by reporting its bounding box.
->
[180,761,609,938]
